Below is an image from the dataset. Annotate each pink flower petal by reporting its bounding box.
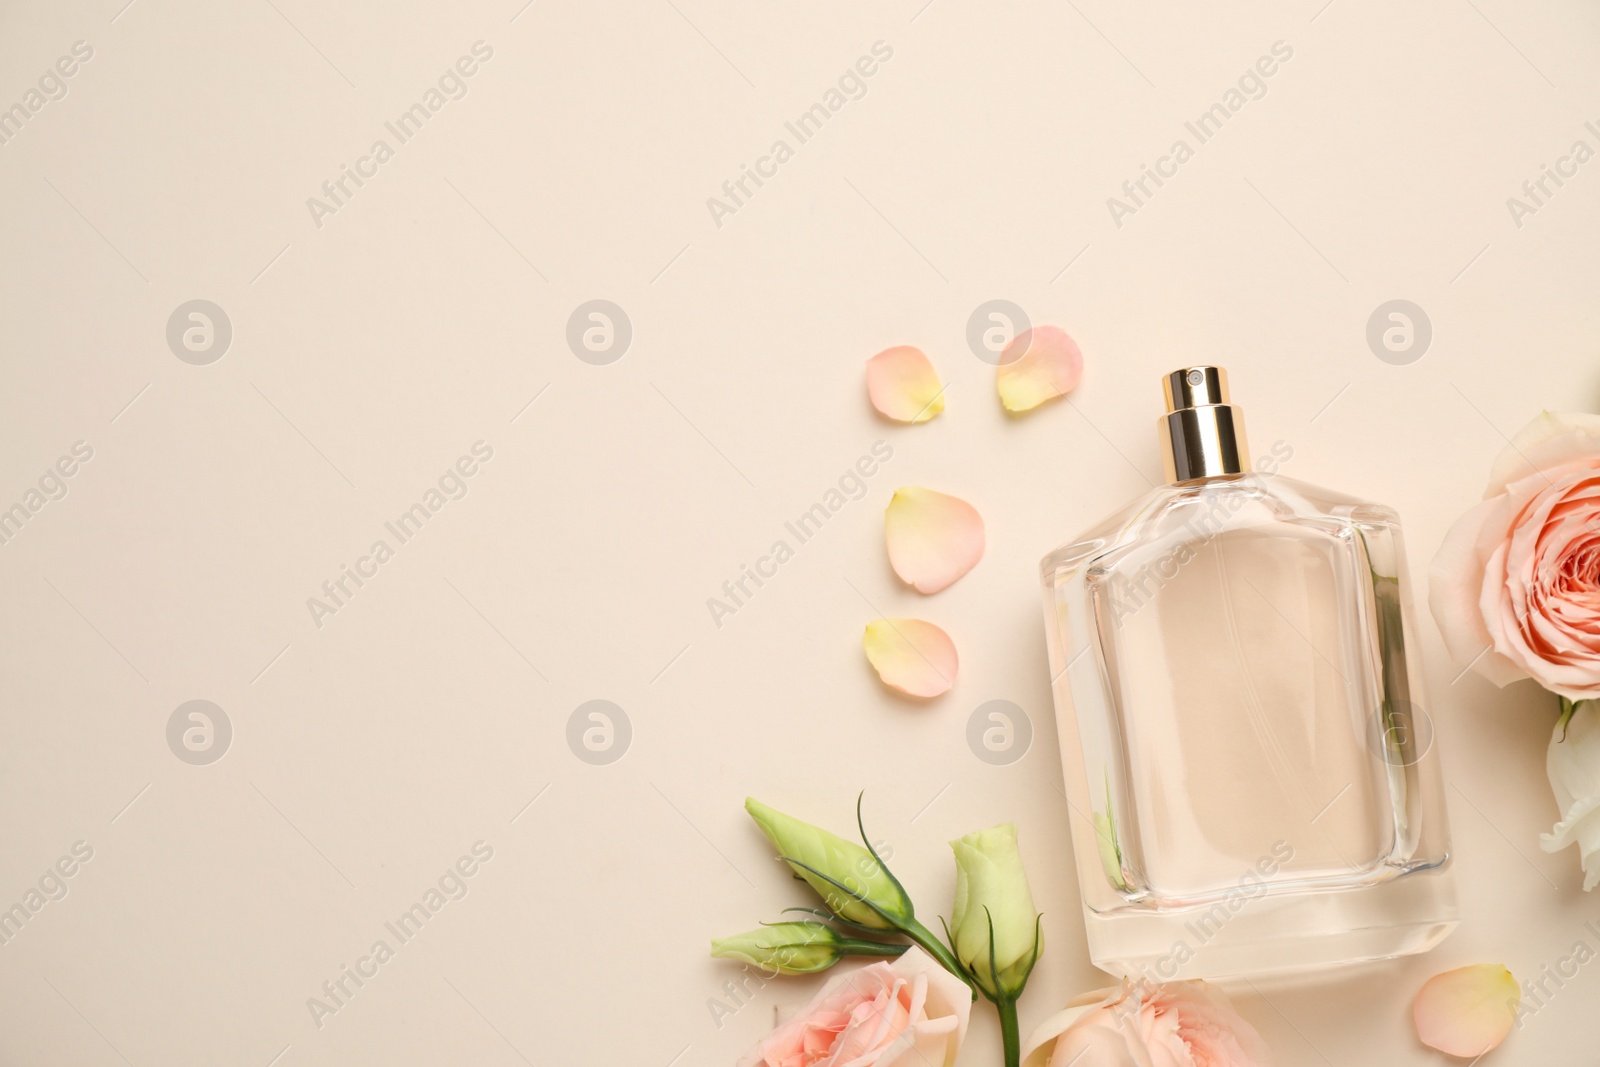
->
[862,618,957,698]
[1414,964,1519,1058]
[866,346,946,423]
[885,487,985,594]
[997,326,1083,413]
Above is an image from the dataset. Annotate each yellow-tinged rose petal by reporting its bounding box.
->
[1414,964,1520,1058]
[997,326,1083,413]
[866,345,946,423]
[885,487,985,594]
[863,618,957,698]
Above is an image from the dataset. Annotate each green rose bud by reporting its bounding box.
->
[743,795,975,995]
[949,823,1042,1000]
[709,921,907,975]
[745,797,912,929]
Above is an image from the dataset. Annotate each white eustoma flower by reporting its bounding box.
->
[1540,700,1600,891]
[950,823,1042,998]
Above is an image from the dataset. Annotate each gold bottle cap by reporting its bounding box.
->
[1158,366,1249,483]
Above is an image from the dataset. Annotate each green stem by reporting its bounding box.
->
[998,994,1021,1067]
[898,917,975,996]
[1558,696,1578,740]
[834,938,910,959]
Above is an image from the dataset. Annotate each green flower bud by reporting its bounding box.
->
[709,921,906,975]
[949,823,1042,1000]
[745,797,913,930]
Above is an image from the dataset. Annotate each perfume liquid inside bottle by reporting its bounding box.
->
[1040,367,1457,980]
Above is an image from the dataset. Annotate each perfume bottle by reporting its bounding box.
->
[1039,367,1457,980]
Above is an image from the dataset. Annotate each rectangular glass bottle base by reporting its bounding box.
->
[1084,866,1459,981]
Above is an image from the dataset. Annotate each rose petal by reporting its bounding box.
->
[867,345,946,423]
[885,487,985,593]
[997,326,1083,413]
[1428,495,1529,688]
[1486,411,1600,498]
[1413,964,1520,1058]
[862,618,957,698]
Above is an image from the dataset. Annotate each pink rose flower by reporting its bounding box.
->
[1021,979,1272,1067]
[738,947,971,1067]
[1430,412,1600,699]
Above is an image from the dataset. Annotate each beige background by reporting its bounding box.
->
[0,0,1596,1063]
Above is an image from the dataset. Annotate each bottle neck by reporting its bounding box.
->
[1159,404,1249,483]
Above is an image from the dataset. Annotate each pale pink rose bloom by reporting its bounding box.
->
[1430,411,1600,700]
[1021,979,1272,1067]
[739,947,971,1067]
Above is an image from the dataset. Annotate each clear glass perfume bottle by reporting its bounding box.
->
[1039,367,1457,981]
